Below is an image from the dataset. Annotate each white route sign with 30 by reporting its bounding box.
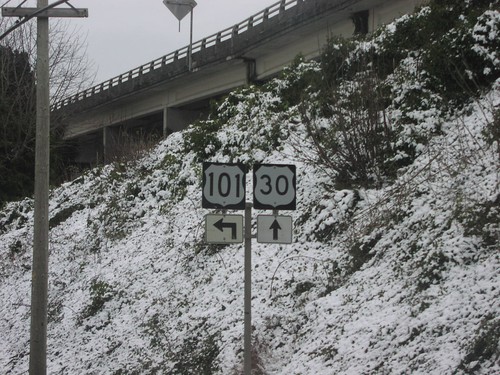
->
[253,164,296,210]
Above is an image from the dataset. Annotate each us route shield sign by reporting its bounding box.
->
[253,164,296,210]
[202,162,246,210]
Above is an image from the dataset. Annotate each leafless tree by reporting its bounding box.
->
[0,17,95,103]
[0,16,95,203]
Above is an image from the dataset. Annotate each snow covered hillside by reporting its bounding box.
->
[1,1,499,374]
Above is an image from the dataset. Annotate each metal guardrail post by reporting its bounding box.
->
[280,0,286,13]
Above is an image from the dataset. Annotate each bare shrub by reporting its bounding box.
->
[302,69,397,189]
[106,128,162,164]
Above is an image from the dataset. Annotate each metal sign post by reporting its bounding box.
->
[163,0,197,71]
[244,202,253,375]
[2,3,87,374]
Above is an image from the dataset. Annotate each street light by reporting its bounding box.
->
[163,0,197,71]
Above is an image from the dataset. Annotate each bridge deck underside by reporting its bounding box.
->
[57,0,422,164]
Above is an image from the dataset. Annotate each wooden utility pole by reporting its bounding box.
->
[1,2,87,374]
[31,1,50,373]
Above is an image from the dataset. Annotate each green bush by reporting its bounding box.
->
[296,0,499,189]
[183,119,223,161]
[185,84,292,166]
[79,279,116,323]
[456,194,500,249]
[458,315,500,373]
[171,332,221,375]
[303,69,399,188]
[483,107,500,152]
[159,153,190,202]
[277,54,322,109]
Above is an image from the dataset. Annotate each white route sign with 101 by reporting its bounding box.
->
[202,162,246,210]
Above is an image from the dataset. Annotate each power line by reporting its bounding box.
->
[0,0,72,41]
[0,0,12,8]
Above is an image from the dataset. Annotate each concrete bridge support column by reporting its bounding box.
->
[163,107,168,137]
[73,131,104,166]
[163,106,204,137]
[103,126,121,163]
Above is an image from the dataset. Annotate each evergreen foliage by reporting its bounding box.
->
[190,0,499,189]
[0,45,36,204]
[0,45,78,207]
[300,0,500,189]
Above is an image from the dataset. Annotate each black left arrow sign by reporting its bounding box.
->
[269,219,282,241]
[214,218,237,239]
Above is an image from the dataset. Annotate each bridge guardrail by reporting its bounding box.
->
[52,0,304,111]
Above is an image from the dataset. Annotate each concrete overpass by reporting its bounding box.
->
[54,0,422,164]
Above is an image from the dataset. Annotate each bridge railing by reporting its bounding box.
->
[52,0,304,110]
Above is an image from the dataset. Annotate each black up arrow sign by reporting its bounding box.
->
[269,219,282,241]
[214,218,237,239]
[257,215,292,244]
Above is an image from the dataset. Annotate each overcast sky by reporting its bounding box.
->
[2,0,279,82]
[64,0,279,83]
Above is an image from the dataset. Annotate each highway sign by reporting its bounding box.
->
[202,162,246,210]
[253,164,296,210]
[257,215,293,244]
[163,0,197,21]
[205,214,244,243]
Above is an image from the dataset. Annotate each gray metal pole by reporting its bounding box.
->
[189,6,193,71]
[244,202,252,375]
[30,0,50,373]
